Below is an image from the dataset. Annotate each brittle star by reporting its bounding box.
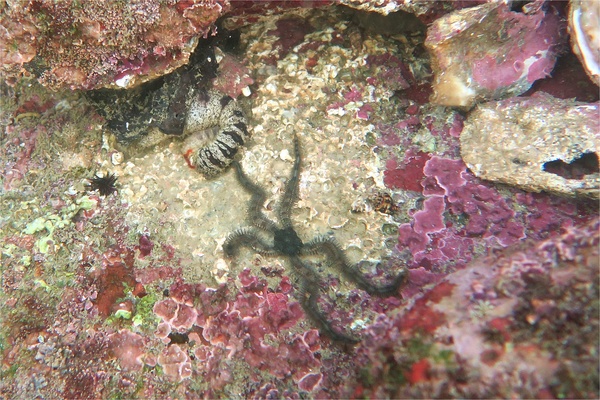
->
[223,134,407,342]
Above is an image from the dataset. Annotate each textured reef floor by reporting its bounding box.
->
[1,2,598,399]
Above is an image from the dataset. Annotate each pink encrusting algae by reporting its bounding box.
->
[0,1,598,399]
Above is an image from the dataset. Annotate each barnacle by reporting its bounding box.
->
[87,172,118,196]
[224,134,408,342]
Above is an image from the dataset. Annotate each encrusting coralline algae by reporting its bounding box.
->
[0,1,598,398]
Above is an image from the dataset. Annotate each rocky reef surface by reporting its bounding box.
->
[0,0,229,89]
[0,1,598,398]
[461,93,599,199]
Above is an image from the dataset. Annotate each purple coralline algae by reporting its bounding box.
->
[425,1,567,108]
[150,271,323,395]
[157,344,193,382]
[351,217,599,398]
[398,155,525,273]
[211,53,254,98]
[1,2,598,399]
[108,329,146,372]
[386,107,595,294]
[1,92,64,190]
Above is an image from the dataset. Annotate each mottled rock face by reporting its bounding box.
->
[85,40,219,145]
[425,2,566,108]
[0,0,229,90]
[568,0,600,85]
[460,93,599,199]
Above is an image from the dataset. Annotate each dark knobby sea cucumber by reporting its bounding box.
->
[183,89,250,177]
[86,29,251,176]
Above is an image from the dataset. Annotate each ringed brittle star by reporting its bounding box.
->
[224,134,407,342]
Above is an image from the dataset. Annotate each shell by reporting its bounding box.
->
[568,0,600,85]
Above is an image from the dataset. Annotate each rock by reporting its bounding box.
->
[425,2,566,108]
[0,0,229,90]
[460,93,599,199]
[337,0,431,16]
[85,31,224,145]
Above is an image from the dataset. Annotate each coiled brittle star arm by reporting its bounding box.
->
[223,227,279,257]
[289,255,361,344]
[302,237,408,297]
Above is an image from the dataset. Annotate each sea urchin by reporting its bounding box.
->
[88,172,118,196]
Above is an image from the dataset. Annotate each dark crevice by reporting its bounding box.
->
[510,0,531,12]
[543,152,599,180]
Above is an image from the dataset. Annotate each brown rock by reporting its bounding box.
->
[460,93,599,198]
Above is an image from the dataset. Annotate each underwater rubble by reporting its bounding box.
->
[425,1,567,108]
[568,0,600,85]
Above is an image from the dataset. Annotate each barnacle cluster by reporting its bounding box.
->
[224,134,407,342]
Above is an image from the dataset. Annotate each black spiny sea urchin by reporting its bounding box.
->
[88,172,118,196]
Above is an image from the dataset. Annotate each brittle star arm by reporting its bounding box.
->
[302,237,408,296]
[289,255,360,344]
[277,134,301,229]
[231,161,278,232]
[223,227,279,257]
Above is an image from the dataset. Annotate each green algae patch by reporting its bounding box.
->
[24,216,52,235]
[105,288,160,332]
[132,291,160,329]
[76,195,96,210]
[114,309,133,320]
[21,195,97,254]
